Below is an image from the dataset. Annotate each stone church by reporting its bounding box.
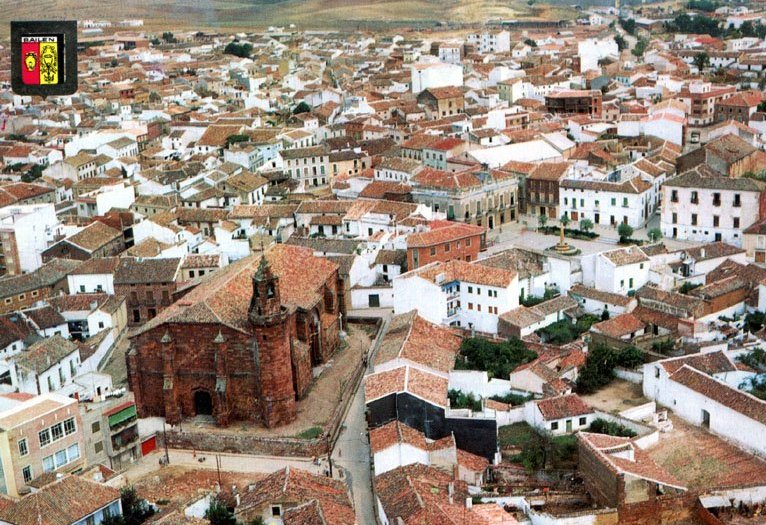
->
[126,244,342,428]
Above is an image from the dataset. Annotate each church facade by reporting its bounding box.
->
[126,245,342,428]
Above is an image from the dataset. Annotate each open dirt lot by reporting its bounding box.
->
[647,416,766,491]
[580,379,649,414]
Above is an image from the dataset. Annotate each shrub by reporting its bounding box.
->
[455,337,537,379]
[679,282,702,294]
[448,389,482,411]
[205,495,236,525]
[617,223,634,239]
[490,392,532,406]
[737,348,766,373]
[588,418,637,437]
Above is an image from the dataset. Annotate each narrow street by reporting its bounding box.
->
[332,312,391,525]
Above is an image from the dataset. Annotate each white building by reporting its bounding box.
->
[393,259,519,334]
[9,335,81,396]
[438,43,462,64]
[661,169,764,246]
[410,62,463,93]
[582,247,650,295]
[467,30,511,54]
[523,394,596,435]
[643,352,766,457]
[577,37,619,73]
[0,204,61,275]
[559,173,655,229]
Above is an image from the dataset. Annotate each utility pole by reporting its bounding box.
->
[162,420,170,465]
[326,433,334,477]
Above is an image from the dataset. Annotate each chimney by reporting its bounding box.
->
[466,497,473,510]
[700,248,705,258]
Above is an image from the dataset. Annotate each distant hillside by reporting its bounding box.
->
[3,0,577,36]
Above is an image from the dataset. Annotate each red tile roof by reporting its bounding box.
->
[535,394,592,420]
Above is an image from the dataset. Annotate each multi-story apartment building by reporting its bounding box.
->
[466,30,511,54]
[678,81,736,128]
[0,393,85,497]
[79,395,141,472]
[410,168,519,231]
[661,166,766,246]
[526,162,571,219]
[281,145,330,188]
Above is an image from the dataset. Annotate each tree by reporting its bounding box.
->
[632,38,648,58]
[538,214,548,230]
[614,34,628,51]
[647,227,662,242]
[119,486,154,525]
[293,101,312,114]
[619,18,637,35]
[560,214,571,228]
[524,38,537,48]
[758,100,766,113]
[617,222,634,240]
[162,32,177,44]
[579,218,594,233]
[601,307,610,321]
[223,41,253,58]
[693,52,710,71]
[205,496,236,525]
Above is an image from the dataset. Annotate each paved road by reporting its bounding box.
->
[332,315,389,525]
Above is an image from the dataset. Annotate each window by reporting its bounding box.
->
[691,191,698,204]
[42,455,54,472]
[64,418,76,436]
[18,438,28,457]
[51,423,64,442]
[79,285,86,293]
[551,422,559,430]
[734,194,741,207]
[39,428,51,448]
[22,466,32,483]
[672,212,677,224]
[629,278,634,289]
[91,421,101,434]
[444,243,450,253]
[466,238,471,247]
[94,441,104,454]
[691,214,698,226]
[734,217,740,228]
[468,303,473,310]
[67,443,80,461]
[272,506,282,517]
[579,417,587,426]
[430,246,436,256]
[55,449,67,468]
[670,189,678,203]
[713,192,721,206]
[610,198,616,206]
[713,215,719,227]
[468,286,473,293]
